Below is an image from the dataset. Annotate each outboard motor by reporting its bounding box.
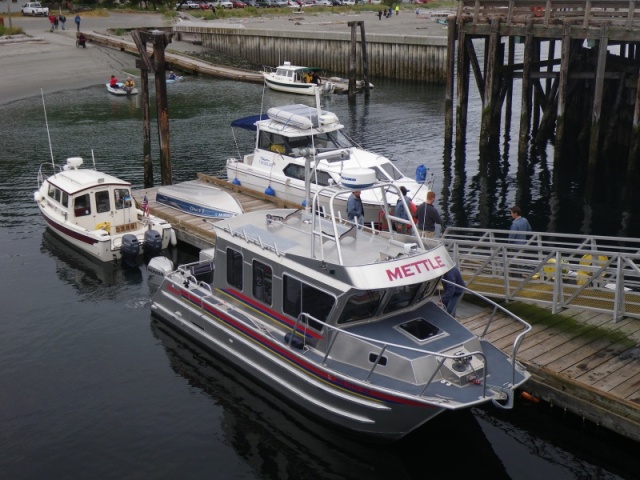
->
[143,229,163,260]
[120,234,140,268]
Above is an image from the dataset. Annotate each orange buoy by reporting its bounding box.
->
[521,391,540,403]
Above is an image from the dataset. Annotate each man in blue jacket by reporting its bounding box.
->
[508,206,532,244]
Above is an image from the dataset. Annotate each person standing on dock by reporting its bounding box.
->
[508,206,532,244]
[377,10,382,20]
[58,13,66,30]
[415,190,442,238]
[75,14,81,32]
[441,266,465,317]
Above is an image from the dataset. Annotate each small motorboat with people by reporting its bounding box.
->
[155,180,243,219]
[226,101,432,226]
[35,155,176,265]
[106,75,138,96]
[149,176,531,441]
[262,62,335,96]
[166,71,184,84]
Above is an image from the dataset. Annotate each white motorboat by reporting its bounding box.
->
[106,82,139,96]
[156,180,243,219]
[34,156,176,265]
[262,62,335,96]
[149,178,531,441]
[226,102,432,226]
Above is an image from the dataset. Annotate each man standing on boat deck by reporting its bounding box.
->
[347,190,364,228]
[415,190,442,238]
[508,206,532,244]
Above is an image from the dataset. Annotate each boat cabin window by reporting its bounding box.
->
[114,189,132,209]
[95,191,110,214]
[312,131,355,152]
[226,248,243,290]
[283,164,332,186]
[61,192,68,208]
[383,284,422,314]
[419,279,439,301]
[74,194,91,217]
[252,260,273,306]
[337,290,383,324]
[283,275,334,330]
[47,184,62,203]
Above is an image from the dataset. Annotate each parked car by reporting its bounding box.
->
[314,0,332,5]
[21,2,49,15]
[273,0,289,6]
[176,0,200,9]
[256,0,275,6]
[231,0,246,7]
[244,0,258,5]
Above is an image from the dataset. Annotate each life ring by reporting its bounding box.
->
[543,258,568,280]
[577,254,608,285]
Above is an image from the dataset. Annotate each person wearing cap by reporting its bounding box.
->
[346,190,364,228]
[394,186,415,234]
[415,190,442,238]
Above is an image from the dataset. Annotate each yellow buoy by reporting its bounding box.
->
[577,254,608,285]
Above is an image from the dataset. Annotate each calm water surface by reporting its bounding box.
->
[0,78,638,479]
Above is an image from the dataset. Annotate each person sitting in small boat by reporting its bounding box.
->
[124,77,135,91]
[168,71,178,80]
[109,75,119,89]
[311,72,321,85]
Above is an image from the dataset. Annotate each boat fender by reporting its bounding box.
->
[232,177,241,186]
[34,191,42,202]
[521,391,540,403]
[170,228,177,247]
[284,332,305,350]
[416,164,427,182]
[265,185,276,196]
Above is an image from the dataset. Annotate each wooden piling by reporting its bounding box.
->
[455,20,470,149]
[444,15,457,150]
[518,21,534,158]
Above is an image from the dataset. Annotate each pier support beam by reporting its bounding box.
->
[455,20,470,149]
[518,21,534,158]
[444,15,457,151]
[480,18,500,151]
[588,26,609,168]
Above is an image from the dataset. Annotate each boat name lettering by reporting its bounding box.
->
[258,157,274,167]
[386,256,446,281]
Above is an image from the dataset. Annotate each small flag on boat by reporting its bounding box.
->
[141,195,149,217]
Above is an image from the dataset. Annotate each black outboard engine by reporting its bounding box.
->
[121,234,141,268]
[143,229,163,260]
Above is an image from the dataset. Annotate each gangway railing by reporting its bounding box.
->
[440,227,640,322]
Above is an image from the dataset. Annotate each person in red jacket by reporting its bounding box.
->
[109,75,119,89]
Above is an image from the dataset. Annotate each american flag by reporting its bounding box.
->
[141,195,149,217]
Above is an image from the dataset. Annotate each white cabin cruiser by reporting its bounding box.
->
[262,63,335,96]
[35,156,175,265]
[226,103,431,226]
[149,178,531,441]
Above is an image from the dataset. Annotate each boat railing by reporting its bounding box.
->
[291,285,531,403]
[312,181,426,265]
[37,162,64,188]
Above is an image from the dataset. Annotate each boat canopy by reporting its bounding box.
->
[230,114,268,132]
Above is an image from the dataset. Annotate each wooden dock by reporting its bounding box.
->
[134,173,640,443]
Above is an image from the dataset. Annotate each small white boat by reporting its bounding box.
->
[226,102,432,226]
[106,82,139,96]
[34,156,175,265]
[150,179,531,441]
[262,62,335,96]
[156,180,243,219]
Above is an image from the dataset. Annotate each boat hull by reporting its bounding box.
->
[106,83,139,96]
[262,73,333,96]
[156,180,243,219]
[151,283,446,441]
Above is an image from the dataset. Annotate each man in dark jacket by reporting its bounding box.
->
[415,190,442,238]
[441,266,465,317]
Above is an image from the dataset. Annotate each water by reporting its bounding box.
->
[1,78,638,479]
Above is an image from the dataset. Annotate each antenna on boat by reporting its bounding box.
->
[41,89,56,170]
[91,150,97,170]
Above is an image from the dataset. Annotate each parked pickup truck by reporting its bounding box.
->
[21,2,49,15]
[176,1,201,9]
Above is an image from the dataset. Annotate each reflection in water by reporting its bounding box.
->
[39,229,142,299]
[150,319,512,479]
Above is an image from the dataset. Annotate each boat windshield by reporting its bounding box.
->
[373,161,405,181]
[259,130,356,157]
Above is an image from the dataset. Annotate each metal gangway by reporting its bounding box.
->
[440,228,640,322]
